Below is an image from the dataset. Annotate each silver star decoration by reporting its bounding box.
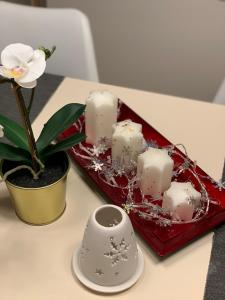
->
[91,145,101,157]
[146,139,159,149]
[88,159,104,172]
[98,142,109,154]
[149,204,163,214]
[98,137,111,147]
[172,170,179,178]
[182,159,191,170]
[165,145,174,156]
[122,203,133,214]
[112,160,125,177]
[91,143,109,157]
[214,179,225,191]
[74,126,220,227]
[156,219,172,227]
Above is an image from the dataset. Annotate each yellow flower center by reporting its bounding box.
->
[3,66,27,79]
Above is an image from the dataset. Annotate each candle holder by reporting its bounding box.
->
[72,204,144,293]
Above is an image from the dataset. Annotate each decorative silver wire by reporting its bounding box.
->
[70,119,224,227]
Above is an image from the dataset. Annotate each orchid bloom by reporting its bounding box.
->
[0,43,46,89]
[0,125,4,138]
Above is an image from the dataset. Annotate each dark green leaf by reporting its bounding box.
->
[41,133,85,159]
[0,142,31,163]
[38,46,56,60]
[36,103,85,152]
[0,114,29,150]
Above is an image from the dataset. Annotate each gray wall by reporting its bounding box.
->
[47,0,225,102]
[5,0,225,102]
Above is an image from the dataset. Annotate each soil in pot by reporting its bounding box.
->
[2,151,69,188]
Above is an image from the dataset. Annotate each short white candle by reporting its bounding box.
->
[85,91,118,145]
[162,182,201,221]
[111,120,145,168]
[137,147,174,197]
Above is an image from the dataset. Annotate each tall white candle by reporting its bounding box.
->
[137,147,174,197]
[162,181,201,221]
[85,91,118,145]
[111,120,145,168]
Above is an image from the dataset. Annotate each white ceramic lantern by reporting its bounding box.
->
[72,204,144,293]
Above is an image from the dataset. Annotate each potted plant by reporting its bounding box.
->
[0,43,85,225]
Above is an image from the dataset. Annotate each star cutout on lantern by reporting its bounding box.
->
[95,268,104,276]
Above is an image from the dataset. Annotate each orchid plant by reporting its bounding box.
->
[0,43,85,180]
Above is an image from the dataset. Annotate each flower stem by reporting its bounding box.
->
[27,87,35,115]
[12,82,39,173]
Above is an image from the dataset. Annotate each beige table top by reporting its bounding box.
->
[1,78,225,300]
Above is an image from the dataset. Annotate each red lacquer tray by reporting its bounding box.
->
[60,102,225,256]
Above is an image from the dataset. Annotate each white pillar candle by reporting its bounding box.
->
[111,120,145,168]
[162,182,201,221]
[137,147,174,197]
[85,91,118,145]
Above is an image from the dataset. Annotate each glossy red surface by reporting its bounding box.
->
[60,102,225,256]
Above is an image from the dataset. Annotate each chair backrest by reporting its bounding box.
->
[0,1,99,82]
[213,78,225,105]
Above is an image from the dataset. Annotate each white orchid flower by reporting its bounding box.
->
[0,43,46,89]
[0,125,4,138]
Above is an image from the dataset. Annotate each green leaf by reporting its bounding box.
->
[38,45,56,60]
[0,114,29,150]
[41,133,85,159]
[36,103,85,152]
[0,142,31,163]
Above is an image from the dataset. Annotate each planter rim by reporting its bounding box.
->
[1,151,70,191]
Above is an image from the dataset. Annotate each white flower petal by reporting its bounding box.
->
[0,66,11,78]
[16,79,37,89]
[1,47,20,69]
[0,66,28,79]
[0,66,4,76]
[18,50,46,83]
[1,43,33,68]
[0,125,4,138]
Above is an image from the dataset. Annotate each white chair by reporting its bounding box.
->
[213,78,225,105]
[0,1,99,81]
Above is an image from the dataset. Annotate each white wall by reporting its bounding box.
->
[47,0,225,102]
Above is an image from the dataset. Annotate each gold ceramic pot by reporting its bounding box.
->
[2,152,70,225]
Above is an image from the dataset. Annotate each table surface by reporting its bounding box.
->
[1,78,225,300]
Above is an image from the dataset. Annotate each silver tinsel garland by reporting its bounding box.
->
[70,118,224,227]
